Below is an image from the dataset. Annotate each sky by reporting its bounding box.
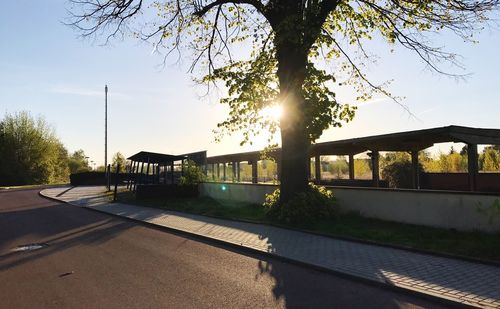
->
[1,1,499,166]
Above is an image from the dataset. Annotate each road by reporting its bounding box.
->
[0,189,450,308]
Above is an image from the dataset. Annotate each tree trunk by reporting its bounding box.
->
[276,42,310,203]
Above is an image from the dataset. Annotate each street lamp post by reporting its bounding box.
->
[105,84,108,170]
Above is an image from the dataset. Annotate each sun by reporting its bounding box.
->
[259,105,283,121]
[248,104,283,147]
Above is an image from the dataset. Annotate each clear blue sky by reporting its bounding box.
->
[1,1,499,165]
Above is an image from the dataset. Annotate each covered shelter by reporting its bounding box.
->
[127,151,186,191]
[127,150,208,192]
[206,149,280,184]
[311,125,500,191]
[205,125,500,192]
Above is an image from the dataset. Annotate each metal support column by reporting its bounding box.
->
[127,161,135,189]
[411,150,420,189]
[251,159,258,184]
[151,163,155,184]
[467,143,478,191]
[314,155,321,184]
[170,161,175,184]
[145,159,150,184]
[236,162,241,182]
[370,151,380,187]
[348,154,355,180]
[134,161,144,192]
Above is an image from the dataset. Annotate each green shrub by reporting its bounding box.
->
[179,160,205,185]
[263,183,337,227]
[381,160,421,189]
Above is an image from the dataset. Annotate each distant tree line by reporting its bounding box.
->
[0,112,127,186]
[208,160,279,183]
[206,145,500,185]
[320,146,500,177]
[318,146,500,188]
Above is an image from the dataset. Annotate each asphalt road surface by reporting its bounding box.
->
[0,189,450,309]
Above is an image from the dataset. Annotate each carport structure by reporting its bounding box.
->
[207,149,280,184]
[206,125,500,191]
[311,125,500,190]
[127,151,186,191]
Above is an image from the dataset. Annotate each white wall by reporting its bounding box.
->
[333,187,500,233]
[199,182,277,205]
[199,182,500,233]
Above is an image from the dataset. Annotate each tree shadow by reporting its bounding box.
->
[95,204,499,306]
[0,194,133,272]
[56,186,75,197]
[252,258,449,308]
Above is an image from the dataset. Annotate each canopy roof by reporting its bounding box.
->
[207,150,279,164]
[127,151,186,164]
[311,125,500,155]
[206,125,500,163]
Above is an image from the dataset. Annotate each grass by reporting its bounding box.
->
[314,214,500,262]
[116,191,270,222]
[116,190,500,262]
[0,183,68,190]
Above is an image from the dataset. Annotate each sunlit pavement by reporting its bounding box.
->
[41,186,500,308]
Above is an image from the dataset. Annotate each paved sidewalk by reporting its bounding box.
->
[41,186,500,308]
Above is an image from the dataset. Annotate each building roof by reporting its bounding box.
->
[206,149,279,164]
[127,151,186,164]
[311,125,500,155]
[206,125,500,163]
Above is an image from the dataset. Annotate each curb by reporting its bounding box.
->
[39,190,479,309]
[0,184,68,194]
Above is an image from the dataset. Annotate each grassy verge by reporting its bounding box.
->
[116,191,271,222]
[0,183,68,190]
[116,191,500,262]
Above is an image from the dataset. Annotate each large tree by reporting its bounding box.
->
[0,112,70,185]
[68,149,91,174]
[69,0,498,202]
[111,152,127,172]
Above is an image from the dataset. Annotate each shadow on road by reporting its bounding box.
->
[0,191,133,272]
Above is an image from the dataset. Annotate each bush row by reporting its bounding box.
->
[135,184,199,199]
[70,172,129,186]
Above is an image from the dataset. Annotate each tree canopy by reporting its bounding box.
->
[0,112,109,186]
[68,149,92,174]
[68,0,499,202]
[0,112,70,185]
[112,152,127,172]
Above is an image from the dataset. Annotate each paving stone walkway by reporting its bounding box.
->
[41,186,500,308]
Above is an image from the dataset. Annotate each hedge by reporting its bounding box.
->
[70,172,129,186]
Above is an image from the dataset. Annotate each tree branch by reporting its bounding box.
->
[194,0,265,17]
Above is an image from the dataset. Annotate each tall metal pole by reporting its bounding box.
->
[105,84,108,169]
